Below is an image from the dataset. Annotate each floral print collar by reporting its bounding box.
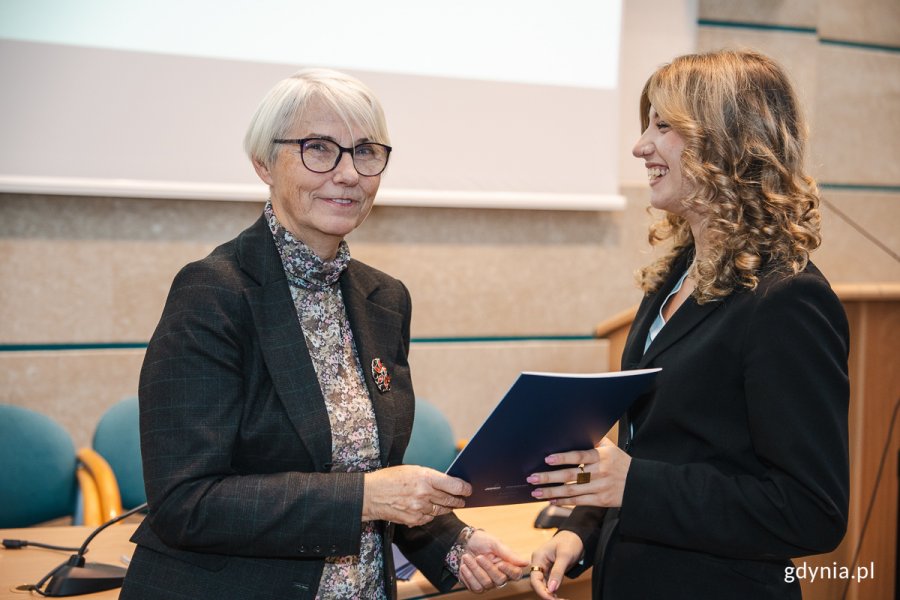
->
[264,200,350,290]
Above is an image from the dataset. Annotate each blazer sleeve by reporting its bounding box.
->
[395,514,467,592]
[139,258,365,558]
[618,272,850,559]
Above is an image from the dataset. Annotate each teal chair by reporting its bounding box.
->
[92,396,146,509]
[0,405,79,527]
[404,399,459,472]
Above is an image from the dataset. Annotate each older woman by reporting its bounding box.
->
[527,50,849,599]
[121,68,525,600]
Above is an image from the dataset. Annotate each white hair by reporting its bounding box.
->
[243,68,390,168]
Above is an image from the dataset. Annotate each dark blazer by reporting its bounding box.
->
[560,251,850,599]
[121,216,465,600]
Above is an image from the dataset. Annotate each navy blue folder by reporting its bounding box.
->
[446,368,661,507]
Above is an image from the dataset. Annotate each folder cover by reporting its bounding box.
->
[446,368,661,507]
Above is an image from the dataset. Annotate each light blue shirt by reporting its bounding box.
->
[644,268,691,354]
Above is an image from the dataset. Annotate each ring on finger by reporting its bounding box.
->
[530,565,544,574]
[497,581,508,588]
[576,464,591,484]
[431,503,439,516]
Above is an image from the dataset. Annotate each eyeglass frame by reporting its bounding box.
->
[272,137,392,176]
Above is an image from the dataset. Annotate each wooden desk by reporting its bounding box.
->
[0,522,133,599]
[0,503,591,599]
[399,503,591,599]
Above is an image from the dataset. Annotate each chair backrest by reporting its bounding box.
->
[404,399,459,472]
[0,404,79,527]
[92,396,146,509]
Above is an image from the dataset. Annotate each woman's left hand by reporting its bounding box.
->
[457,530,528,593]
[526,437,631,507]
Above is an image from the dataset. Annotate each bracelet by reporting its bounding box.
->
[445,526,482,576]
[457,526,480,548]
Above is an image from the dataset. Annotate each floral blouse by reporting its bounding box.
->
[266,203,469,599]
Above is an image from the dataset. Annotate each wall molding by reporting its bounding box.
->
[698,19,900,54]
[0,335,598,353]
[819,38,900,54]
[697,19,816,35]
[0,174,625,211]
[821,183,900,194]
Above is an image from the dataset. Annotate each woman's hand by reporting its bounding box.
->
[529,530,584,599]
[362,465,471,526]
[527,438,631,507]
[457,530,528,593]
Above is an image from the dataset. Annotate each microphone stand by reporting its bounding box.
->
[31,503,147,597]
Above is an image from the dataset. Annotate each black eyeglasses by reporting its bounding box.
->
[273,137,392,176]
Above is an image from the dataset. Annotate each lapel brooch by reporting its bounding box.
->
[371,358,391,393]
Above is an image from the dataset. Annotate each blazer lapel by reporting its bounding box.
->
[637,298,721,367]
[340,262,404,467]
[237,216,333,472]
[622,292,666,369]
[623,250,722,369]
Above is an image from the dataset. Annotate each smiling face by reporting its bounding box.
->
[252,97,381,260]
[632,105,692,218]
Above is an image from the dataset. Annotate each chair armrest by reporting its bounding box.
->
[76,447,124,522]
[74,465,103,526]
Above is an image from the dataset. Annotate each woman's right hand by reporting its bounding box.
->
[362,465,472,526]
[529,530,584,599]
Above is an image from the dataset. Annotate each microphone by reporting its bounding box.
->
[28,502,147,597]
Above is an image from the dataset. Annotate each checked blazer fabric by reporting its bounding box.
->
[121,216,465,600]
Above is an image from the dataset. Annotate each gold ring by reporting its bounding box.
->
[431,503,439,516]
[530,565,544,574]
[577,464,591,484]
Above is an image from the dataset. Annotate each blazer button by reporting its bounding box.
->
[313,545,321,553]
[299,545,306,553]
[331,545,338,553]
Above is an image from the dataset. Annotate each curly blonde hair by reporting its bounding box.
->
[637,50,822,303]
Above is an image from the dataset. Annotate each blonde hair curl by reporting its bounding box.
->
[637,50,821,303]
